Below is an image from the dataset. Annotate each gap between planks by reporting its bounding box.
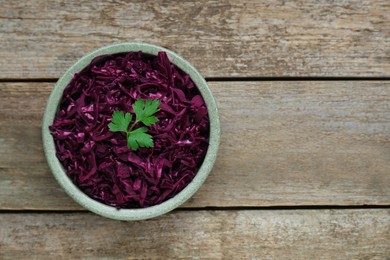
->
[2,77,390,83]
[1,205,390,214]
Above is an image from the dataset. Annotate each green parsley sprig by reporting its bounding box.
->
[108,98,161,151]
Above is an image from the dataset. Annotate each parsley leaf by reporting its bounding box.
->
[127,127,153,150]
[108,111,132,132]
[108,98,160,151]
[132,98,160,126]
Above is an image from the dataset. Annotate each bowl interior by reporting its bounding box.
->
[42,43,220,220]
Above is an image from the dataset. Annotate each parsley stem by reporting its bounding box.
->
[128,120,139,132]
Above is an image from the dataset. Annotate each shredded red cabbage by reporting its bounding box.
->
[49,51,209,208]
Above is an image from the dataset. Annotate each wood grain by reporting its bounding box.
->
[0,210,389,259]
[0,81,389,210]
[1,0,389,79]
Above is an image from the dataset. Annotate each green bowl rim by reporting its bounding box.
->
[42,42,220,220]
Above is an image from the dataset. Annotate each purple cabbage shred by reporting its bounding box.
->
[49,51,209,208]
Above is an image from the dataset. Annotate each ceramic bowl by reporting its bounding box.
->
[42,43,220,220]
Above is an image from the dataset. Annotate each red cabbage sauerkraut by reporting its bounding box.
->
[49,51,209,208]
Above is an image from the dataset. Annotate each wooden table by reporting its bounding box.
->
[1,0,389,258]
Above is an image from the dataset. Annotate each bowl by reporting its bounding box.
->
[42,42,220,220]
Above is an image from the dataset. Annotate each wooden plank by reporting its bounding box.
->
[0,210,389,259]
[1,0,389,79]
[0,81,389,210]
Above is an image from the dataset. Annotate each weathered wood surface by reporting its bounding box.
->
[1,0,390,79]
[1,81,389,210]
[0,210,389,259]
